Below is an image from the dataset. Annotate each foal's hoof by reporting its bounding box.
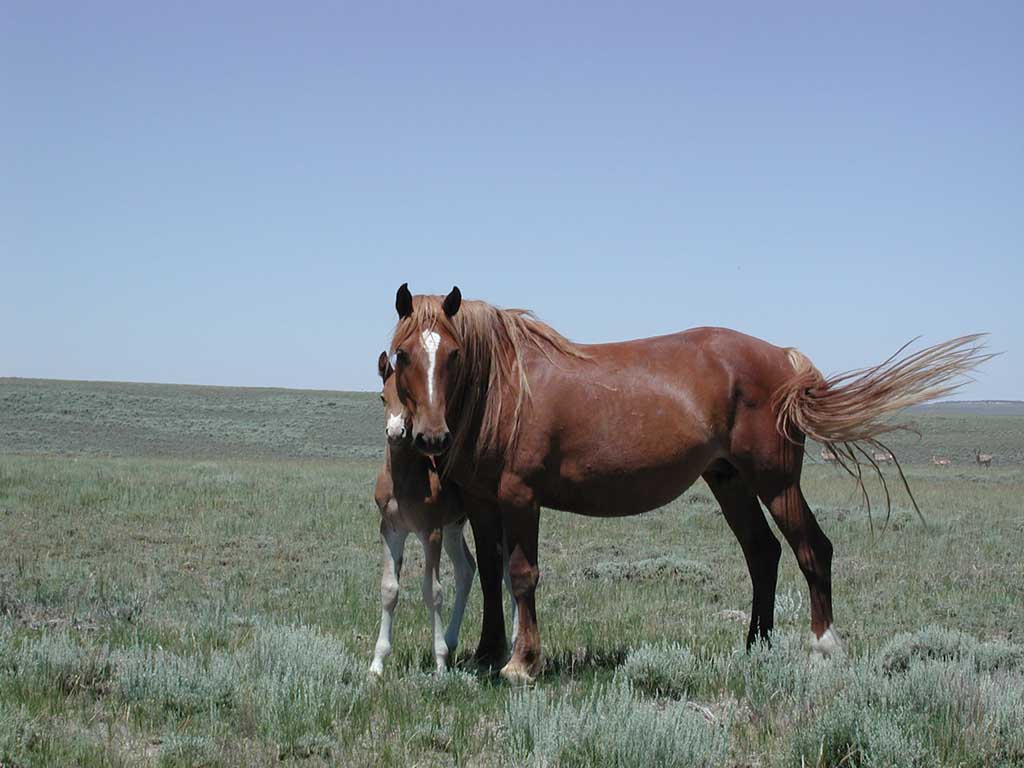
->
[499,659,539,686]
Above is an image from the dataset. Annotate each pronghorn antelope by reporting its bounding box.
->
[931,455,952,467]
[975,449,993,468]
[820,448,838,464]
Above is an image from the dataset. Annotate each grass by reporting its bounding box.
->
[0,379,1022,765]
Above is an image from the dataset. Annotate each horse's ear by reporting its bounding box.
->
[396,283,413,319]
[443,286,462,317]
[377,351,393,382]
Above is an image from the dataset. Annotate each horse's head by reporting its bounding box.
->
[390,283,462,456]
[377,351,409,446]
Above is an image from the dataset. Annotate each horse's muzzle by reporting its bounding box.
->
[414,431,451,456]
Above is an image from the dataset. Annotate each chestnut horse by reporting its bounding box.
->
[369,352,476,676]
[387,284,988,683]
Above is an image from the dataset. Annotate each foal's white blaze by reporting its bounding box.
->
[386,412,405,440]
[810,625,842,658]
[420,330,441,404]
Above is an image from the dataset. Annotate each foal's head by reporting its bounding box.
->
[377,351,409,446]
[390,283,462,456]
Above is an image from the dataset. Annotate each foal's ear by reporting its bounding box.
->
[396,283,413,319]
[377,351,393,382]
[443,286,462,317]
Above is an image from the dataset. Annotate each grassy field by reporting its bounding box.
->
[1,379,1022,766]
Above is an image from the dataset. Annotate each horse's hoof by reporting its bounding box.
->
[473,645,508,671]
[499,660,538,686]
[368,664,384,679]
[810,627,842,659]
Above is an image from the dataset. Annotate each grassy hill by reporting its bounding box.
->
[0,378,381,460]
[1,377,1020,466]
[1,377,1022,765]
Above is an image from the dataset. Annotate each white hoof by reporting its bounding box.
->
[499,660,538,686]
[810,627,842,659]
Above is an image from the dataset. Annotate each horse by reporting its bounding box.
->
[387,284,989,683]
[975,448,993,468]
[369,351,477,676]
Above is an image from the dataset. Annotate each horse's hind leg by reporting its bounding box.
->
[500,503,542,685]
[703,462,782,649]
[757,479,838,656]
[370,527,408,677]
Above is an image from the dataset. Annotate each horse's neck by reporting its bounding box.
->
[387,442,432,494]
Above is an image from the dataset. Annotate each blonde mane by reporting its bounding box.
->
[390,295,587,469]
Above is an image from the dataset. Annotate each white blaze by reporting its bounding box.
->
[420,330,441,404]
[386,412,405,440]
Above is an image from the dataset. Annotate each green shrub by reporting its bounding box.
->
[506,681,729,768]
[791,696,924,768]
[621,643,702,699]
[241,623,364,759]
[0,703,43,765]
[13,632,112,694]
[973,638,1024,673]
[114,646,237,716]
[581,555,712,584]
[158,734,221,768]
[880,626,977,673]
[880,626,1024,675]
[398,668,480,701]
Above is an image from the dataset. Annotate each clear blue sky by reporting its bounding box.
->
[3,2,1020,397]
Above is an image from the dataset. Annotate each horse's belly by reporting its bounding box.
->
[538,449,714,517]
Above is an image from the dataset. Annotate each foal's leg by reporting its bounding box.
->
[418,528,449,673]
[370,527,408,676]
[468,502,508,667]
[759,481,839,656]
[442,521,476,656]
[703,464,782,649]
[500,504,542,684]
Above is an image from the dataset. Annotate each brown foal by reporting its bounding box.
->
[369,352,475,676]
[387,284,988,683]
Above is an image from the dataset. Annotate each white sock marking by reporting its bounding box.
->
[420,330,441,404]
[810,625,841,658]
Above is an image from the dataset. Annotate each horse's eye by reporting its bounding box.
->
[394,349,410,367]
[447,348,460,368]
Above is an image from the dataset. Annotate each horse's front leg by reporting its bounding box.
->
[370,527,408,677]
[442,520,476,655]
[500,503,542,685]
[468,500,508,667]
[418,527,448,674]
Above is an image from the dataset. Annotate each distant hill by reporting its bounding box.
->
[909,400,1024,416]
[1,378,1020,465]
[0,377,380,461]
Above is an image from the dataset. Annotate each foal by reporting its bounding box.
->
[369,352,476,676]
